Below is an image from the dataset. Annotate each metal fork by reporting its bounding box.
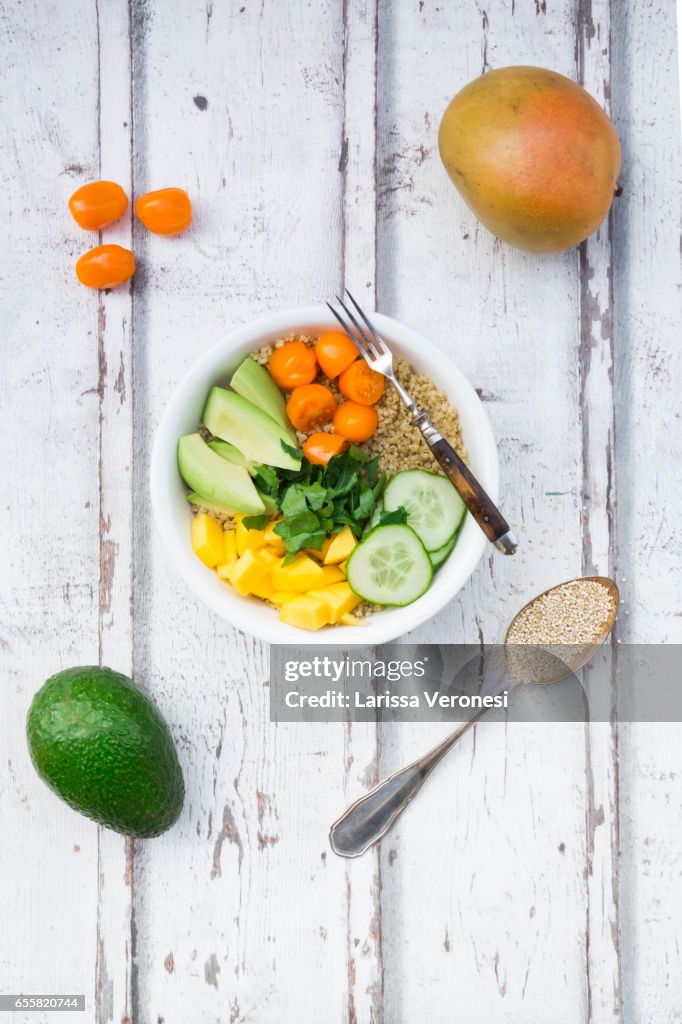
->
[327,291,518,554]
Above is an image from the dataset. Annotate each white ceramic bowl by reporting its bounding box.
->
[151,306,498,645]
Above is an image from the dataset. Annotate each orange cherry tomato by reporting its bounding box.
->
[286,384,337,432]
[303,432,348,465]
[333,400,378,442]
[75,245,135,289]
[268,342,317,389]
[135,188,192,235]
[338,358,384,405]
[315,331,358,379]
[68,180,128,230]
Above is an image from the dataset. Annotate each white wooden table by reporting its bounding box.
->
[2,2,681,1022]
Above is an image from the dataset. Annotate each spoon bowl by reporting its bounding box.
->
[504,575,620,685]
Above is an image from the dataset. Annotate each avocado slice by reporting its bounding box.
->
[203,388,301,472]
[207,438,260,476]
[205,444,277,512]
[186,491,237,515]
[26,666,185,838]
[230,356,295,439]
[187,489,278,517]
[178,433,265,515]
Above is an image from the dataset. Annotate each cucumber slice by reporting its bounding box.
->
[429,533,457,568]
[383,469,465,552]
[346,525,432,606]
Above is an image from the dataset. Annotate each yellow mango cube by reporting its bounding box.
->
[319,565,346,586]
[254,547,282,569]
[250,578,277,601]
[340,612,361,626]
[324,525,357,565]
[270,591,298,607]
[272,553,326,592]
[224,529,237,563]
[279,595,331,631]
[216,531,238,578]
[309,582,361,624]
[191,513,225,568]
[263,519,286,553]
[229,549,269,596]
[235,515,267,557]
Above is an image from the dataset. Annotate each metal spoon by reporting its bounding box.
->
[329,576,619,858]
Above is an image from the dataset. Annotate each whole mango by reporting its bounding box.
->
[438,66,621,253]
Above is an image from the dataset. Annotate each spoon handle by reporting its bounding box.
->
[329,711,485,858]
[329,760,429,858]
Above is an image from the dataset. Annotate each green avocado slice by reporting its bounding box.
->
[178,433,265,515]
[203,387,301,472]
[230,356,295,440]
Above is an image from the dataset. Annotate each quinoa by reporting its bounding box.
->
[505,578,616,684]
[189,500,237,530]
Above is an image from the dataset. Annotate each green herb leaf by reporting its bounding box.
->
[250,441,390,557]
[281,485,309,517]
[303,481,328,511]
[355,485,376,520]
[275,509,321,537]
[365,456,380,488]
[300,531,327,552]
[242,514,270,530]
[348,444,370,463]
[254,465,280,495]
[379,506,409,526]
[280,439,303,460]
[371,470,387,500]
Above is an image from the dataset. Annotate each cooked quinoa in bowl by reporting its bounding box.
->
[151,306,498,645]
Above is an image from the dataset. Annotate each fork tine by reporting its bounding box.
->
[325,302,370,361]
[335,296,381,361]
[344,290,388,356]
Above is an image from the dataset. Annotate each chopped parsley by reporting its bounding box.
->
[250,443,388,557]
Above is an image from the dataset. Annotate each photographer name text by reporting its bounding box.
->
[284,689,509,710]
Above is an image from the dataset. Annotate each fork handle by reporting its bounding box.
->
[414,414,518,554]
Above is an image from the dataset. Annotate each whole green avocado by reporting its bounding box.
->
[26,666,185,838]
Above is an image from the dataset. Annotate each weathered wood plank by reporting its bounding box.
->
[576,2,622,1020]
[374,2,591,1020]
[94,1,136,1021]
[611,2,682,1021]
[340,3,385,1022]
[0,0,102,1018]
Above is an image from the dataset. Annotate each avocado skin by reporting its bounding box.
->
[26,666,185,838]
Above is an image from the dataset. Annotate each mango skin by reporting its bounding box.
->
[438,66,622,253]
